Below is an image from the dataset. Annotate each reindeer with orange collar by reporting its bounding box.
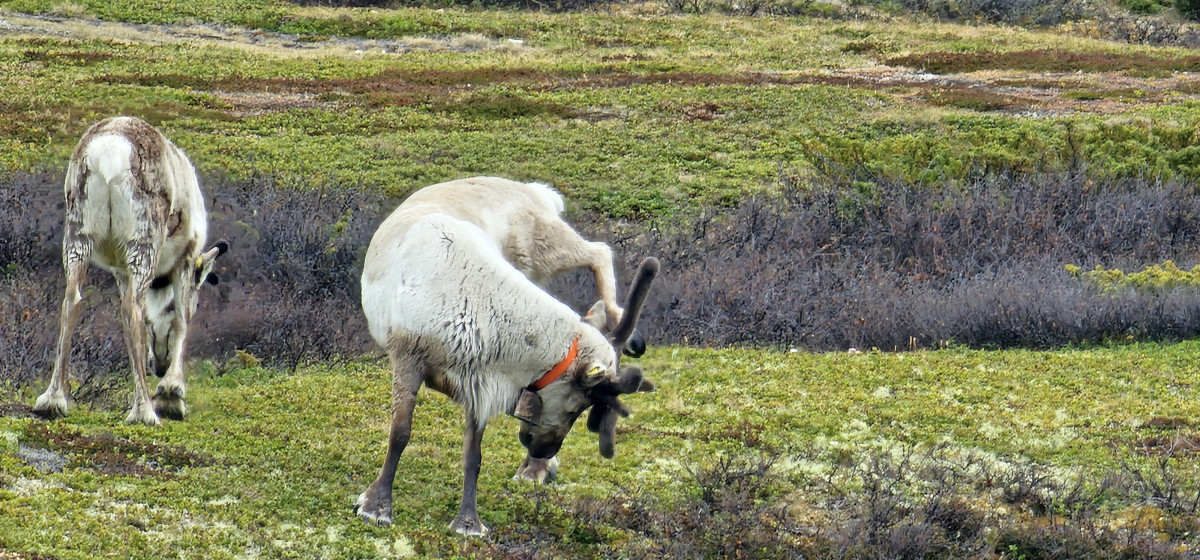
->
[356,177,657,535]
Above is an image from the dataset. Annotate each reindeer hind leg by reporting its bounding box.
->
[120,240,160,426]
[33,233,91,419]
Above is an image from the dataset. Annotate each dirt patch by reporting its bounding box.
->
[1143,416,1194,430]
[804,65,1200,115]
[0,14,522,58]
[21,422,214,477]
[1128,417,1200,456]
[89,58,1194,117]
[212,90,352,118]
[1134,433,1200,455]
[19,49,114,66]
[95,69,796,115]
[683,102,721,121]
[921,86,1027,112]
[887,49,1200,77]
[430,93,576,119]
[0,402,38,419]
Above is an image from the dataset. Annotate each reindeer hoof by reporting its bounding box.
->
[125,404,161,426]
[354,490,393,526]
[154,384,186,399]
[449,513,488,536]
[33,391,70,420]
[513,455,559,484]
[153,386,187,421]
[153,398,187,421]
[153,385,186,420]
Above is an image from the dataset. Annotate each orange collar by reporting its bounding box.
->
[530,337,579,391]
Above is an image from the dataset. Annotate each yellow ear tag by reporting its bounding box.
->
[586,365,604,376]
[195,257,204,268]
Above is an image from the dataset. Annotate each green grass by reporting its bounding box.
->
[5,5,1200,554]
[4,343,1200,557]
[2,5,1200,216]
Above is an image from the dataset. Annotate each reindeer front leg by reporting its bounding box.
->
[33,236,91,419]
[449,412,488,536]
[355,347,425,525]
[153,273,191,420]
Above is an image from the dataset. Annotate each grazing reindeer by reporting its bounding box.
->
[357,193,659,535]
[399,177,646,357]
[33,116,226,426]
[395,177,651,486]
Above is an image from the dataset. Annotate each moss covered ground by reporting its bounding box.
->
[6,344,1200,558]
[2,3,1200,217]
[5,1,1200,557]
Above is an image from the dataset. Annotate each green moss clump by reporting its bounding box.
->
[1067,261,1200,293]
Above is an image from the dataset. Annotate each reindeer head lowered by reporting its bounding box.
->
[516,257,659,460]
[145,240,228,377]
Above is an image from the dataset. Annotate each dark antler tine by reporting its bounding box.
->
[610,257,659,346]
[597,409,618,459]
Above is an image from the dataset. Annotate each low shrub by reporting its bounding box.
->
[0,173,382,395]
[488,444,1200,559]
[1180,0,1200,19]
[583,170,1200,350]
[1068,261,1200,294]
[8,168,1200,399]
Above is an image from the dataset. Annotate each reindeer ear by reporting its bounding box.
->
[580,362,608,387]
[582,301,606,330]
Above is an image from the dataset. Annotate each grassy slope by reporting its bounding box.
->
[2,3,1200,217]
[4,343,1200,558]
[4,2,1200,557]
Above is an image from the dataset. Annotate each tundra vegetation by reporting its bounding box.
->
[5,0,1200,557]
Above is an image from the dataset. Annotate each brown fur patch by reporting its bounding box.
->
[166,211,183,236]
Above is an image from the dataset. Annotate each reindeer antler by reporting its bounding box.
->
[591,256,660,458]
[609,257,659,350]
